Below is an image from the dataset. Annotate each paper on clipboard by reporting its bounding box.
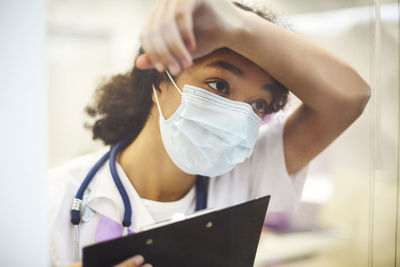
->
[139,208,216,232]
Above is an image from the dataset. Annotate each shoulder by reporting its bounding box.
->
[47,147,110,266]
[255,115,286,147]
[48,147,109,190]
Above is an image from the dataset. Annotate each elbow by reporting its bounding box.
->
[354,83,371,117]
[344,83,371,122]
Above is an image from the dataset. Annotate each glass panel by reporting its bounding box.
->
[47,0,399,266]
[252,1,399,266]
[369,1,400,266]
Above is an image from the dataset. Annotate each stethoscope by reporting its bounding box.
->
[70,139,208,261]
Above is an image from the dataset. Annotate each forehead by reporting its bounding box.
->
[192,48,274,83]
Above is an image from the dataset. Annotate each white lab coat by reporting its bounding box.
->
[48,117,308,267]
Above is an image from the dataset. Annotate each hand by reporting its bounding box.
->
[67,255,152,267]
[136,0,244,75]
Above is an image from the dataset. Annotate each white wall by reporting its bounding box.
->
[0,1,48,266]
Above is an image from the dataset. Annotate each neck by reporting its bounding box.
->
[118,112,196,202]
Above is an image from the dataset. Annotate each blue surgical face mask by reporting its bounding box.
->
[152,70,261,177]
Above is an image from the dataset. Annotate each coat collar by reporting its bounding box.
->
[85,153,155,232]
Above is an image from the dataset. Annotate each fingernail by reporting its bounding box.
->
[168,63,180,75]
[155,63,164,72]
[132,255,144,265]
[142,264,153,267]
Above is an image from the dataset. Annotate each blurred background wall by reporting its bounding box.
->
[47,0,399,266]
[1,1,48,266]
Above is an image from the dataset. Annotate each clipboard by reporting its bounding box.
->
[83,195,270,267]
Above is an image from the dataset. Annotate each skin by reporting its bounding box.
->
[119,48,274,202]
[135,0,371,176]
[69,0,371,265]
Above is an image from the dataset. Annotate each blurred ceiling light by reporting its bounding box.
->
[285,3,397,36]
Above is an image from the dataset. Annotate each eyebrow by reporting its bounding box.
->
[263,82,278,92]
[206,60,244,77]
[206,59,277,95]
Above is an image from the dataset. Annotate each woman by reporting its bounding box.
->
[48,0,370,266]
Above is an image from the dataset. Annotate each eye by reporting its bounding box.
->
[251,100,268,116]
[206,80,229,94]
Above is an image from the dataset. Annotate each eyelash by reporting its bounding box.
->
[206,80,229,94]
[205,79,269,117]
[251,100,268,117]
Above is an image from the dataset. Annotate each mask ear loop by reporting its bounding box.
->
[165,69,183,95]
[153,69,183,119]
[152,84,166,120]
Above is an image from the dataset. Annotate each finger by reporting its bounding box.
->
[146,0,176,72]
[139,2,167,72]
[149,26,181,74]
[158,1,192,71]
[161,17,193,71]
[67,263,82,267]
[140,29,164,72]
[175,6,196,53]
[147,0,184,74]
[114,255,144,267]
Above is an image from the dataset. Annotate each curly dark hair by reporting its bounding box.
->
[85,2,290,146]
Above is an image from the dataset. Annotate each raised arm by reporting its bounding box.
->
[136,0,370,175]
[231,8,370,174]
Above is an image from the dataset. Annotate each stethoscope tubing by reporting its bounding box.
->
[109,139,132,228]
[70,139,208,262]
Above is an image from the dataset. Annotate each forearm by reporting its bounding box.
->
[231,9,370,116]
